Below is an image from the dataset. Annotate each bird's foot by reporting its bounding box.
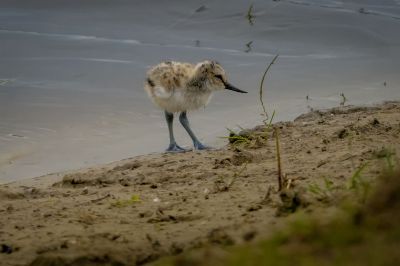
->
[194,142,213,151]
[165,144,189,153]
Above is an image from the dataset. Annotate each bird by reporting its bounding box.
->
[145,60,247,152]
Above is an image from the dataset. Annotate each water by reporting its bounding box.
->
[1,0,400,183]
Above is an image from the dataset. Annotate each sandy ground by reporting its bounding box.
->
[0,101,399,266]
[1,0,400,182]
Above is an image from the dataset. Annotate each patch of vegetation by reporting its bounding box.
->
[307,162,372,204]
[151,170,400,266]
[224,54,279,148]
[348,163,372,203]
[111,195,141,207]
[223,127,253,145]
[373,147,396,172]
[308,176,335,202]
[222,127,268,149]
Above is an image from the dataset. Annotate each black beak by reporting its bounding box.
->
[225,83,247,93]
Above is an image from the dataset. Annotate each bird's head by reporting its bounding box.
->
[194,61,247,93]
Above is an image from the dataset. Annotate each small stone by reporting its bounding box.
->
[246,205,262,212]
[81,187,89,195]
[153,197,160,203]
[372,118,380,126]
[338,128,348,139]
[1,244,13,254]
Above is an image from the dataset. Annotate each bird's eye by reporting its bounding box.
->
[215,75,223,81]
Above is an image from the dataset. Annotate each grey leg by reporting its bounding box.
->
[179,112,210,150]
[165,111,186,152]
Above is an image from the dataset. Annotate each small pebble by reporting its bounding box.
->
[1,244,13,254]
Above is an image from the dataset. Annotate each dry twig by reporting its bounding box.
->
[274,127,283,191]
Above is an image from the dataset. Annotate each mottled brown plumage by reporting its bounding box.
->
[144,60,246,152]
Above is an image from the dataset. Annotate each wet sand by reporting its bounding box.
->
[0,101,399,265]
[1,0,400,182]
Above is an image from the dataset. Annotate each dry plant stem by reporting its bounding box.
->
[259,54,279,124]
[286,179,292,189]
[274,127,283,191]
[268,110,276,126]
[262,185,272,203]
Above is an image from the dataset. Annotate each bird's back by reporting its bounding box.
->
[145,61,211,113]
[145,61,194,95]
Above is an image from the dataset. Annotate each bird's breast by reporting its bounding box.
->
[173,89,212,111]
[151,89,211,113]
[147,83,213,112]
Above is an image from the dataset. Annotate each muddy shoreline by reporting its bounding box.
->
[1,101,399,266]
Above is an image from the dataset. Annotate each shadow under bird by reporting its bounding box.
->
[145,60,247,152]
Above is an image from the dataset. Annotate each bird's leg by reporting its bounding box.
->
[165,111,187,153]
[179,111,210,150]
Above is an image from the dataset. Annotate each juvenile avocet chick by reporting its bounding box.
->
[145,60,247,152]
